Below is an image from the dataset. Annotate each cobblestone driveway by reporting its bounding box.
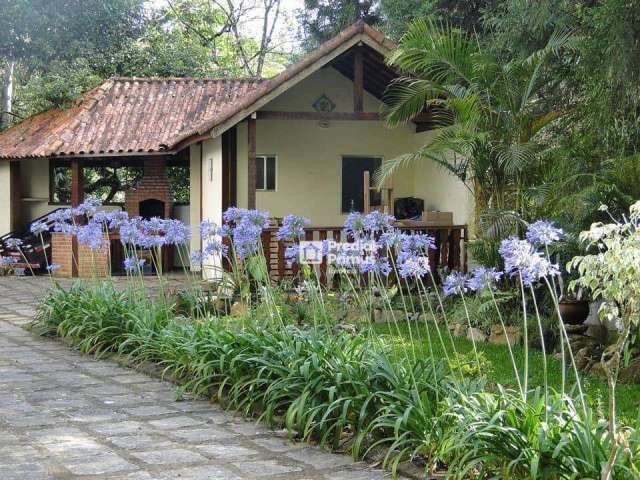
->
[0,278,390,480]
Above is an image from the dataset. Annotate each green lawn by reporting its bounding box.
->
[373,321,640,423]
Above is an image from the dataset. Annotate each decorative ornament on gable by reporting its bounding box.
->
[313,94,335,129]
[312,94,336,113]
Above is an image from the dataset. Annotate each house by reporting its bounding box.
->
[0,21,472,278]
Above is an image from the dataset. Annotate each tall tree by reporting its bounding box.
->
[0,0,146,126]
[297,0,381,49]
[165,0,288,77]
[379,19,572,231]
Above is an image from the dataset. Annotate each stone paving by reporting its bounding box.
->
[0,277,392,480]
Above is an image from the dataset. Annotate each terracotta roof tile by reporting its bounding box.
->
[0,77,264,159]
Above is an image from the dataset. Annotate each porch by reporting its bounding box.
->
[260,224,468,285]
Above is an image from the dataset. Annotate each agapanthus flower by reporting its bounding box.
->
[277,214,309,241]
[526,220,564,246]
[334,249,360,269]
[203,238,228,258]
[30,221,49,235]
[401,233,436,253]
[398,254,430,278]
[47,263,61,273]
[50,208,76,234]
[1,256,17,267]
[284,244,300,265]
[136,233,165,249]
[378,231,404,249]
[124,256,146,273]
[108,210,129,230]
[73,196,102,217]
[468,266,503,291]
[223,207,247,224]
[142,217,165,234]
[163,219,191,246]
[76,222,105,250]
[500,237,560,286]
[231,223,263,259]
[359,255,392,277]
[242,209,270,230]
[5,238,23,249]
[199,219,219,240]
[443,271,469,296]
[344,212,365,238]
[91,210,115,225]
[48,208,73,225]
[190,250,203,265]
[119,221,139,245]
[363,211,395,233]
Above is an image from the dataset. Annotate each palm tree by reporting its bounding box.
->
[378,19,572,231]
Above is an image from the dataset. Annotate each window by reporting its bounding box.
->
[341,156,382,213]
[256,155,276,191]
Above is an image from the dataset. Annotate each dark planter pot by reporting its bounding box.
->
[559,300,590,325]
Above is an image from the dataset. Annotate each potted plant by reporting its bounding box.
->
[558,271,589,325]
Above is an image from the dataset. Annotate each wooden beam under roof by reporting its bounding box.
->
[256,111,380,121]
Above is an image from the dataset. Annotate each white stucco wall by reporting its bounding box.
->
[232,67,473,227]
[200,137,223,279]
[0,161,10,234]
[189,143,202,257]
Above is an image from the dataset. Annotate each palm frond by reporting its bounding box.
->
[387,18,477,86]
[382,78,443,127]
[479,208,526,239]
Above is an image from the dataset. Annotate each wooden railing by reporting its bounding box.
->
[260,224,467,285]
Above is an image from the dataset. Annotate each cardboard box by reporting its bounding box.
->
[421,211,453,225]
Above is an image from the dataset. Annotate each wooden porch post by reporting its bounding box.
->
[247,115,257,210]
[353,47,364,113]
[9,161,21,232]
[70,158,84,277]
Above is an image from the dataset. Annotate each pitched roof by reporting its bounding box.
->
[0,78,264,159]
[0,21,395,160]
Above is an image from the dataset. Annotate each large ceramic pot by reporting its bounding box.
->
[559,299,590,325]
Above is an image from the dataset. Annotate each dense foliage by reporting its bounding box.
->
[34,281,640,479]
[0,197,629,477]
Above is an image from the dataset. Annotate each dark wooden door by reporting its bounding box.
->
[341,156,381,213]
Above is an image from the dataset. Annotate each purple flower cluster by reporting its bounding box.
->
[359,255,392,276]
[526,220,564,246]
[344,212,366,239]
[398,255,430,278]
[124,256,146,273]
[468,266,502,291]
[5,238,23,250]
[30,221,49,235]
[362,211,395,233]
[222,208,270,260]
[499,237,560,286]
[1,256,17,267]
[277,214,309,241]
[47,198,193,252]
[443,271,469,296]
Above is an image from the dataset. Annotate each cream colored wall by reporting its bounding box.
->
[19,157,56,222]
[0,161,10,234]
[410,132,475,227]
[200,137,223,279]
[189,143,202,258]
[233,67,472,227]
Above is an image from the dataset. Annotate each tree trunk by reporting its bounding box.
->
[1,60,15,129]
